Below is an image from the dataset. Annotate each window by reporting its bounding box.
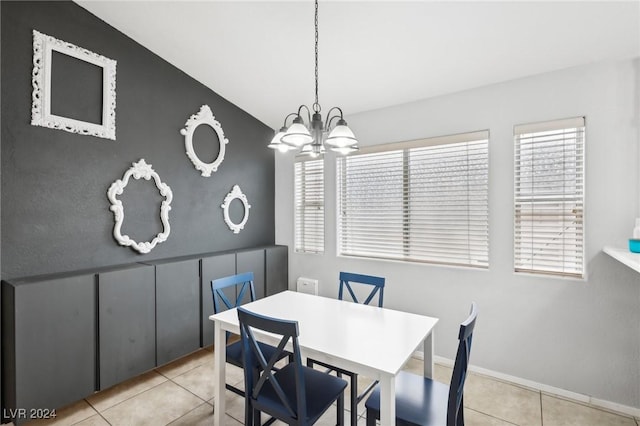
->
[337,131,489,268]
[514,117,585,278]
[294,158,324,253]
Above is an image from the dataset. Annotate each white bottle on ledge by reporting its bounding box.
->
[633,218,640,239]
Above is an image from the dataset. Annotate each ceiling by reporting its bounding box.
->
[77,1,640,130]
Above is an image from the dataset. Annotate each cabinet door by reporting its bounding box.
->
[266,246,288,296]
[98,265,155,389]
[201,254,236,347]
[236,249,265,302]
[2,275,95,423]
[156,259,200,366]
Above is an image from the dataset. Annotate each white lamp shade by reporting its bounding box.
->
[326,124,357,148]
[281,122,313,147]
[267,130,288,150]
[299,143,325,157]
[277,143,292,153]
[330,145,358,155]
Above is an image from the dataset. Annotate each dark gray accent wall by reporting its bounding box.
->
[0,1,275,279]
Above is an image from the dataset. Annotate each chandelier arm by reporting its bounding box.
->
[297,104,312,125]
[283,112,299,127]
[326,114,343,131]
[324,106,344,121]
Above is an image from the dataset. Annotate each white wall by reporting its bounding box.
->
[275,58,640,409]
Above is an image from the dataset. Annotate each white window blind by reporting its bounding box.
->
[337,131,489,268]
[514,117,585,278]
[294,158,324,254]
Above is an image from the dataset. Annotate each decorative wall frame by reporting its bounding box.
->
[180,105,229,176]
[31,29,117,140]
[107,159,173,254]
[221,185,251,234]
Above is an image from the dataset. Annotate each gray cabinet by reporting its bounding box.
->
[98,264,155,389]
[201,253,235,347]
[0,245,288,419]
[266,245,288,296]
[1,274,95,424]
[154,259,200,366]
[237,249,266,301]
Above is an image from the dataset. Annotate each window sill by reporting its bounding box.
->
[603,246,640,274]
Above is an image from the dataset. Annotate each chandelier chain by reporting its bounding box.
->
[313,0,320,112]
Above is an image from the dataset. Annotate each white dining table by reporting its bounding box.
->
[209,290,439,425]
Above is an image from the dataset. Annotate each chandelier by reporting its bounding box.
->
[268,0,358,157]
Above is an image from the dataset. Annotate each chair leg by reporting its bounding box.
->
[365,408,376,426]
[337,392,345,426]
[457,395,464,426]
[253,408,261,426]
[244,397,252,426]
[350,373,358,426]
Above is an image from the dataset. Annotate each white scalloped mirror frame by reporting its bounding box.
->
[31,30,117,140]
[221,185,251,234]
[180,105,229,176]
[107,159,173,253]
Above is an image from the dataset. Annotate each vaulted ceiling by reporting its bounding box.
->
[77,1,640,130]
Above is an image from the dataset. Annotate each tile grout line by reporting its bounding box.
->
[466,407,520,426]
[540,390,544,426]
[95,378,208,426]
[68,401,112,426]
[154,352,211,380]
[163,401,211,426]
[93,411,113,426]
[168,376,211,407]
[541,390,640,421]
[88,379,170,416]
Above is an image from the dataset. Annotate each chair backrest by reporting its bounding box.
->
[211,272,256,314]
[237,307,307,422]
[338,272,385,307]
[447,302,478,426]
[211,272,256,343]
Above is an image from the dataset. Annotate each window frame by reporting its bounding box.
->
[336,130,490,268]
[294,156,325,254]
[513,116,586,279]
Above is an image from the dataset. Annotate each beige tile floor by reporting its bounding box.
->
[7,348,638,426]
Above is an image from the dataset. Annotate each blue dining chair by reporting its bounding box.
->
[238,306,348,426]
[211,272,291,397]
[308,271,385,426]
[338,271,385,307]
[365,302,478,426]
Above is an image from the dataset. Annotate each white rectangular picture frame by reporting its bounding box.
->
[31,29,117,140]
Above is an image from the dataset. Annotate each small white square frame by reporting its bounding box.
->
[31,30,117,140]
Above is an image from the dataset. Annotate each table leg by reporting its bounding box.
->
[379,374,395,426]
[213,321,226,426]
[423,329,434,378]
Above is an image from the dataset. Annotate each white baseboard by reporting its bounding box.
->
[412,351,640,419]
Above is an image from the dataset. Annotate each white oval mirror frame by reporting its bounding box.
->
[221,185,251,234]
[107,159,173,253]
[180,105,229,177]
